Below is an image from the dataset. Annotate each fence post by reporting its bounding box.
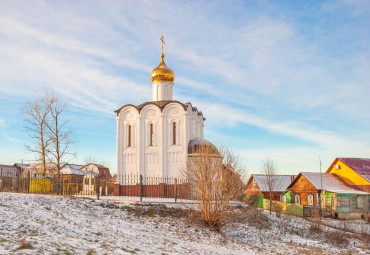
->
[140,174,143,202]
[59,174,63,195]
[27,172,30,193]
[16,172,20,193]
[0,166,2,192]
[174,178,178,203]
[97,175,100,200]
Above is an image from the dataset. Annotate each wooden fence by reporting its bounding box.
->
[263,199,304,217]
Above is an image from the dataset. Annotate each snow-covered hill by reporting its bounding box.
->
[0,193,368,254]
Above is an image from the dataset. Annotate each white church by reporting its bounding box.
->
[115,37,213,179]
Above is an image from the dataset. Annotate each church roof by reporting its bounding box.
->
[188,138,219,156]
[115,101,205,120]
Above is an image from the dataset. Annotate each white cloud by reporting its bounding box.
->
[0,120,6,128]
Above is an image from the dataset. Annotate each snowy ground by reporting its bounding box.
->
[0,193,369,255]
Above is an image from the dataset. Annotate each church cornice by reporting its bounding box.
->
[115,100,205,120]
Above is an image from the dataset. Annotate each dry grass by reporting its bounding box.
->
[324,230,349,247]
[16,240,34,250]
[96,202,193,218]
[308,217,322,234]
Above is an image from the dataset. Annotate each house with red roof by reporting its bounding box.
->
[326,158,370,192]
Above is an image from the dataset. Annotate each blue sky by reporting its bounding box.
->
[0,0,369,174]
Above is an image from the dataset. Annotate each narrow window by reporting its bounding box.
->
[357,196,363,209]
[128,125,132,147]
[172,122,176,145]
[150,123,154,146]
[295,193,300,204]
[307,193,314,205]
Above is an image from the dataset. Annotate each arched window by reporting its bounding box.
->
[172,122,176,145]
[307,193,314,205]
[127,125,132,147]
[150,123,154,146]
[295,193,300,204]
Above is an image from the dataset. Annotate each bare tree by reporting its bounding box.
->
[21,92,53,175]
[261,157,280,214]
[82,155,109,168]
[45,94,74,176]
[183,144,246,230]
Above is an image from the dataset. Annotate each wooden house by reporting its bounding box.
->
[81,163,111,179]
[286,172,369,219]
[326,158,370,192]
[23,162,61,177]
[0,164,19,192]
[245,174,294,207]
[13,163,29,174]
[0,164,19,177]
[60,164,86,181]
[81,163,112,195]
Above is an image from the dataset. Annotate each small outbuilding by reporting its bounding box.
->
[245,174,295,207]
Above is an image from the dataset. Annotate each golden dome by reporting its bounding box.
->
[151,53,175,83]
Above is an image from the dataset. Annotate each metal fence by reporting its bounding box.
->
[0,172,192,201]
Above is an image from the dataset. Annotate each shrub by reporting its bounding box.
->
[324,231,349,247]
[272,203,283,218]
[16,241,34,250]
[308,218,322,234]
[245,194,261,208]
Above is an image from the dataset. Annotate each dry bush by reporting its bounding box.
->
[224,205,270,231]
[324,230,349,247]
[272,203,283,218]
[308,217,322,234]
[244,194,260,207]
[244,207,270,230]
[182,144,246,230]
[16,241,34,250]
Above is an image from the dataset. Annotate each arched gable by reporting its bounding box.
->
[118,105,139,120]
[115,100,188,116]
[140,104,161,119]
[162,102,186,117]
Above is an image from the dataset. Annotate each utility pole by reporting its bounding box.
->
[319,155,323,216]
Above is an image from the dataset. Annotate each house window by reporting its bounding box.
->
[172,122,176,145]
[84,178,89,185]
[150,123,154,146]
[357,196,363,209]
[91,178,95,186]
[295,193,300,204]
[127,125,132,147]
[337,197,350,207]
[307,193,314,206]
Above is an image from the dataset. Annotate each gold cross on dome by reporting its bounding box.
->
[160,35,165,54]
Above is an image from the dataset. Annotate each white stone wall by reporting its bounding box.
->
[152,81,173,101]
[116,102,204,181]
